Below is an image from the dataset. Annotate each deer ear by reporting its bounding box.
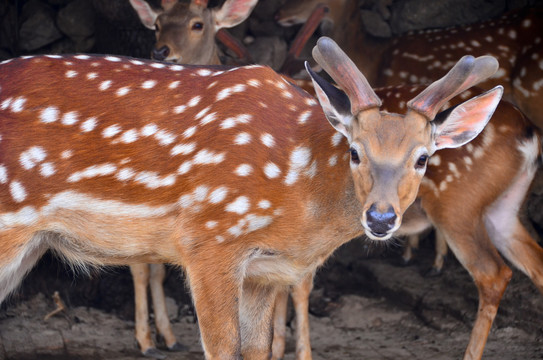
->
[433,86,503,150]
[129,0,161,30]
[212,0,259,30]
[305,62,353,141]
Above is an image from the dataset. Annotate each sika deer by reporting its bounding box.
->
[129,0,259,356]
[0,37,502,359]
[129,0,258,64]
[277,0,543,276]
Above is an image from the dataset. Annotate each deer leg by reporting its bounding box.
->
[402,234,420,265]
[149,263,187,352]
[271,289,289,360]
[425,230,448,276]
[438,224,512,360]
[291,272,314,360]
[240,280,278,360]
[0,230,48,303]
[186,256,243,360]
[130,264,165,358]
[484,169,543,292]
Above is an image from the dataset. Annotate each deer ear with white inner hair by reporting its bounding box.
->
[212,0,259,30]
[305,61,353,141]
[432,86,503,151]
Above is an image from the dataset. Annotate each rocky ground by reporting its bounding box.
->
[1,234,542,360]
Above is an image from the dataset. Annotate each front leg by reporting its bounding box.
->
[291,273,313,360]
[240,280,279,359]
[185,255,243,360]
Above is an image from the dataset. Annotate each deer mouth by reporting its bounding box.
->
[365,229,393,241]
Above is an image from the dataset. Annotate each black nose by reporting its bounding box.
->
[152,46,170,61]
[366,203,397,236]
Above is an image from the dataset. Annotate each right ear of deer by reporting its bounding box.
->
[129,0,160,30]
[305,61,353,140]
[212,0,259,30]
[407,55,499,121]
[311,36,381,115]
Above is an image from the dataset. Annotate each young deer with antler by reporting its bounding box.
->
[128,0,259,356]
[278,0,543,278]
[0,36,503,359]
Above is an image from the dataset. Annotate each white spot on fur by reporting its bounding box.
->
[68,163,117,182]
[116,167,136,181]
[120,129,139,143]
[188,96,201,107]
[99,80,112,91]
[0,165,8,183]
[103,124,122,138]
[40,106,59,123]
[177,160,193,175]
[428,154,441,166]
[285,146,311,185]
[235,164,253,176]
[81,117,97,132]
[10,97,26,112]
[183,126,197,138]
[39,162,56,177]
[20,146,47,170]
[171,142,196,156]
[61,150,73,159]
[200,113,217,125]
[61,111,78,125]
[331,132,343,147]
[209,186,228,204]
[141,80,157,89]
[260,133,275,147]
[206,220,218,229]
[216,84,246,101]
[263,162,281,179]
[248,79,261,87]
[298,110,311,124]
[154,130,176,146]
[193,149,225,165]
[105,56,121,62]
[258,200,271,209]
[328,155,338,167]
[225,196,250,214]
[10,181,27,202]
[169,81,180,89]
[234,132,252,145]
[65,70,77,78]
[116,87,131,96]
[220,114,252,129]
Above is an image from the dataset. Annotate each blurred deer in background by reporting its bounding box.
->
[0,36,504,359]
[277,0,543,276]
[129,0,259,356]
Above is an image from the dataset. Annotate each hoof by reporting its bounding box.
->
[168,341,189,352]
[143,347,167,359]
[424,266,442,278]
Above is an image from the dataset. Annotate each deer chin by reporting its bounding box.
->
[364,229,393,241]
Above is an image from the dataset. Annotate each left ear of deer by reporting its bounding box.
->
[129,0,159,29]
[432,86,503,150]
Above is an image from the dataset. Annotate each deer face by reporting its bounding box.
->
[307,37,503,241]
[130,0,258,65]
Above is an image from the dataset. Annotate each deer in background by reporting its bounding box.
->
[129,0,259,356]
[0,36,504,358]
[277,0,543,276]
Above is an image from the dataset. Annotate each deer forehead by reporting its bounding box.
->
[354,112,430,158]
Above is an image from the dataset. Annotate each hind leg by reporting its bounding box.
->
[0,229,47,303]
[484,169,543,293]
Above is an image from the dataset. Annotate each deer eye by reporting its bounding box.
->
[192,22,204,31]
[350,148,360,164]
[415,154,429,169]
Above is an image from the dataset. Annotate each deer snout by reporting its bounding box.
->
[152,45,170,61]
[363,203,398,240]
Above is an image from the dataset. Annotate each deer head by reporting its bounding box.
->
[306,37,503,240]
[129,0,258,64]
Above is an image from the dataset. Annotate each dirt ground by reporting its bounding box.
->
[1,235,543,360]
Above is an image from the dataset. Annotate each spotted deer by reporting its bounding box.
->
[129,0,258,65]
[277,0,543,276]
[129,0,259,356]
[0,36,504,359]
